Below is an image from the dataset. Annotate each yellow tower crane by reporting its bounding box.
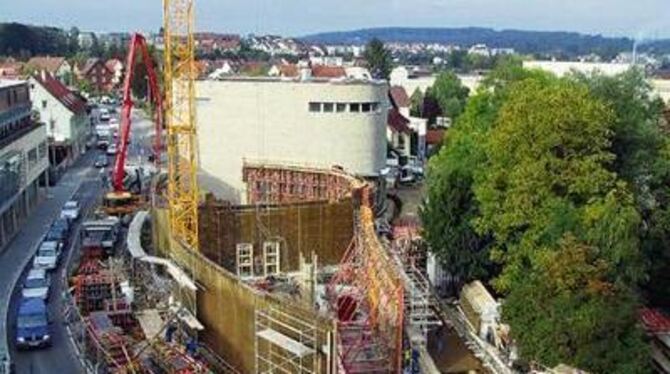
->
[163,0,200,253]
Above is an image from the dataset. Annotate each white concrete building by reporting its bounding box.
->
[522,60,633,77]
[0,80,49,251]
[29,73,89,166]
[390,66,483,97]
[196,77,389,203]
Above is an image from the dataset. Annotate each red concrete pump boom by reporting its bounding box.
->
[112,33,163,193]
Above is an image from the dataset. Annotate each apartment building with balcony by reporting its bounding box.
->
[0,80,49,252]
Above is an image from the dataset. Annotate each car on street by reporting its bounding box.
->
[95,154,109,168]
[109,118,119,130]
[99,108,111,122]
[15,298,51,349]
[21,269,51,301]
[33,241,62,271]
[107,143,118,156]
[60,200,81,221]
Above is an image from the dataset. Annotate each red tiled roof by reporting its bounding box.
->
[426,129,446,145]
[105,59,122,71]
[311,65,346,78]
[389,86,410,109]
[27,56,66,73]
[387,108,411,133]
[639,308,670,333]
[278,64,299,77]
[33,73,86,115]
[0,62,23,79]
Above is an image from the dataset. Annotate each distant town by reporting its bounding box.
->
[1,13,670,374]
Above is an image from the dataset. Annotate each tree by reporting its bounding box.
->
[364,38,392,80]
[427,71,469,121]
[67,27,80,55]
[421,61,553,292]
[409,88,424,117]
[503,235,649,373]
[569,69,670,307]
[420,93,498,293]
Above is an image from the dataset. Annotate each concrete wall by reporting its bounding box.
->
[196,78,389,203]
[199,198,354,274]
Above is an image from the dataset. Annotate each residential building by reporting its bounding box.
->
[388,86,427,159]
[25,56,72,83]
[639,308,670,373]
[29,73,89,167]
[390,66,482,97]
[105,59,124,87]
[0,59,23,80]
[76,58,114,93]
[196,77,389,203]
[0,80,49,252]
[311,65,347,79]
[78,32,96,49]
[268,63,299,78]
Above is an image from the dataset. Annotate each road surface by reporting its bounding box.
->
[1,150,101,374]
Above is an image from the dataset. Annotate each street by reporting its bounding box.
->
[1,107,156,374]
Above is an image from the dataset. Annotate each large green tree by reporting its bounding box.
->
[364,38,392,80]
[504,235,649,373]
[426,71,469,121]
[421,60,553,291]
[570,70,670,307]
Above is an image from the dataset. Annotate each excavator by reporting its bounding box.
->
[102,33,163,218]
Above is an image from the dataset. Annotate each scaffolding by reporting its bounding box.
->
[326,187,405,374]
[255,304,319,374]
[390,227,441,347]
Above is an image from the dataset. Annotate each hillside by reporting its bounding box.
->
[0,22,72,58]
[302,27,670,56]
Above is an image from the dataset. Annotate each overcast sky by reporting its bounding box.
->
[1,0,669,38]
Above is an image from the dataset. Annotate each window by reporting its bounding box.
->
[323,103,334,113]
[336,103,347,113]
[362,103,371,113]
[38,142,47,159]
[28,148,38,168]
[42,100,47,109]
[350,103,360,112]
[309,102,321,112]
[371,102,380,113]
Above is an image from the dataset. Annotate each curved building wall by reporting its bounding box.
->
[196,78,389,203]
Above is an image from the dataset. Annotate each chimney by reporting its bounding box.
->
[41,70,47,81]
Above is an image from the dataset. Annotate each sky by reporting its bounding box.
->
[1,0,669,39]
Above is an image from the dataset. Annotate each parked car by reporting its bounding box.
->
[49,217,71,239]
[21,269,51,301]
[15,298,51,349]
[60,200,81,221]
[99,108,110,122]
[95,154,109,168]
[109,118,119,131]
[33,241,62,271]
[106,143,118,156]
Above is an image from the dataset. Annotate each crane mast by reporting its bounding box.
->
[163,0,200,252]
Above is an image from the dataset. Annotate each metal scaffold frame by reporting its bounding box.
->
[163,0,200,253]
[326,187,404,374]
[255,305,319,374]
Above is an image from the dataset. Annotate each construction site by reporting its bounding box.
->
[55,1,524,374]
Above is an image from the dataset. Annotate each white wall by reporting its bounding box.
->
[29,77,88,154]
[196,78,389,203]
[523,60,632,77]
